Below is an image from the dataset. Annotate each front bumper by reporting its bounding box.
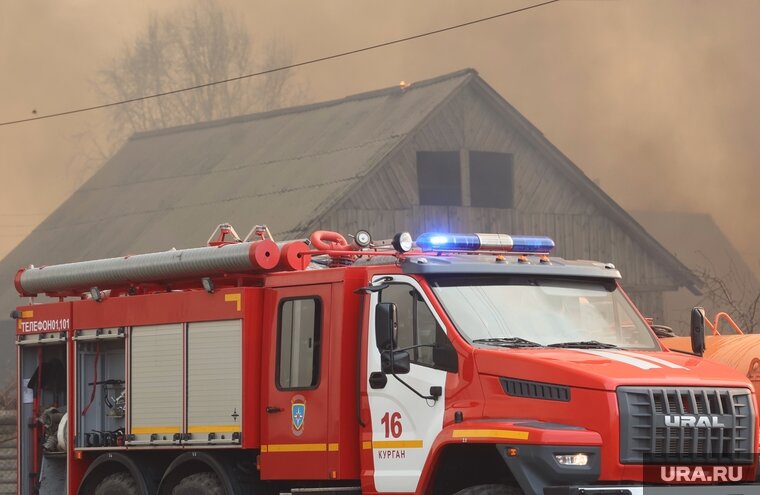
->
[499,444,601,495]
[498,444,758,495]
[545,485,760,495]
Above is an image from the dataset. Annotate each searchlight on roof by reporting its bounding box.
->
[415,233,555,254]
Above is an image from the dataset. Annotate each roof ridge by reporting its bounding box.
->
[130,68,478,141]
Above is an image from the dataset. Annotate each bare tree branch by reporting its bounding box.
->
[694,252,760,333]
[95,0,303,155]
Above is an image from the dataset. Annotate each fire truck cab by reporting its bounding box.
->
[14,228,760,495]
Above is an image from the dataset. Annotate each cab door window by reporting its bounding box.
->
[277,298,321,389]
[380,284,454,370]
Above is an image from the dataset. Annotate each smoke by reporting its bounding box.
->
[1,0,759,273]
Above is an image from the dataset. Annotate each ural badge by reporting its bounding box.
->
[291,395,306,436]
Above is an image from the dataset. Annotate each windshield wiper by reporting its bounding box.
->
[472,337,544,348]
[547,340,619,349]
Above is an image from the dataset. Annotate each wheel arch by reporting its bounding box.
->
[423,442,520,493]
[77,452,160,495]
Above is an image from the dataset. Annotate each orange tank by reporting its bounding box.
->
[661,312,760,389]
[665,335,760,389]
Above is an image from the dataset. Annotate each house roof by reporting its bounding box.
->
[0,70,472,277]
[0,68,701,371]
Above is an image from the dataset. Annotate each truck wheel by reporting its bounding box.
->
[453,485,522,495]
[93,472,139,495]
[172,472,224,495]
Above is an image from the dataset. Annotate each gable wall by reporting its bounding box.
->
[316,83,680,320]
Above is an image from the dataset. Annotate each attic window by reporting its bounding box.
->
[417,151,461,206]
[469,151,514,209]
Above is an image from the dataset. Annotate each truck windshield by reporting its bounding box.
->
[429,276,659,350]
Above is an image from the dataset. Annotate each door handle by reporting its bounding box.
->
[266,406,283,414]
[369,371,388,389]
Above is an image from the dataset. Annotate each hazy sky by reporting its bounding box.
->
[2,0,759,275]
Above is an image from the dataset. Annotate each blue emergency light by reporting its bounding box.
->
[415,232,555,253]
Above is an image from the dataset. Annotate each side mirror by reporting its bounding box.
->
[690,307,706,356]
[381,350,411,375]
[375,302,398,350]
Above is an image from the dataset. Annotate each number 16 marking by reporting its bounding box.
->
[381,411,402,438]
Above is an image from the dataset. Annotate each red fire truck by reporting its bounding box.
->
[13,226,760,495]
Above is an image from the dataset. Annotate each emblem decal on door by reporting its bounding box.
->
[291,395,306,436]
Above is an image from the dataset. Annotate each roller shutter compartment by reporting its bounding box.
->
[186,320,242,444]
[128,324,183,445]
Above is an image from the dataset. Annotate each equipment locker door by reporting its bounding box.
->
[261,284,332,480]
[129,324,183,444]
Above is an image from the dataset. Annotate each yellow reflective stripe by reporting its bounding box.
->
[265,443,328,452]
[224,293,242,311]
[261,443,340,452]
[452,429,529,440]
[363,439,424,449]
[131,426,181,434]
[21,310,33,318]
[261,440,423,452]
[373,439,423,449]
[187,425,241,433]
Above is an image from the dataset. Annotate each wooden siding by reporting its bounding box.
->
[319,209,666,320]
[319,206,675,285]
[318,82,676,321]
[0,410,14,495]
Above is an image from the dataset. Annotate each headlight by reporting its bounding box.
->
[554,453,589,466]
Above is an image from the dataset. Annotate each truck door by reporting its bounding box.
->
[261,284,332,480]
[366,275,456,492]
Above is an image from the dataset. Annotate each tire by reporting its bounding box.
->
[93,472,139,495]
[172,472,225,495]
[453,484,523,495]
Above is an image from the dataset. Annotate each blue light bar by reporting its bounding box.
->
[415,232,555,253]
[509,235,556,253]
[416,233,480,251]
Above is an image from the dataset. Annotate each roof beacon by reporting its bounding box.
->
[416,233,555,254]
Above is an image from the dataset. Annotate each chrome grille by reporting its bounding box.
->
[618,387,754,464]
